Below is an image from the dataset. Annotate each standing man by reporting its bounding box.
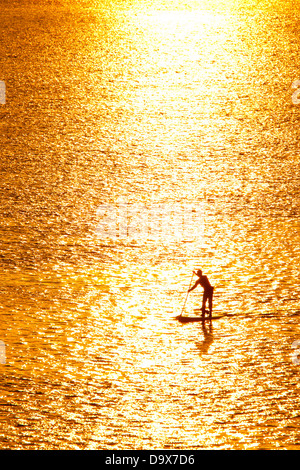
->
[188,269,214,319]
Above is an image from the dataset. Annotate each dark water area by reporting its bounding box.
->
[0,0,299,449]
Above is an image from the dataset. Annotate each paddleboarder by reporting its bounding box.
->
[188,269,214,319]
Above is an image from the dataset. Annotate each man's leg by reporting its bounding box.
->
[208,288,214,319]
[202,292,207,319]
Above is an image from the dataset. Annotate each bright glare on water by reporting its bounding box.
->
[0,0,299,450]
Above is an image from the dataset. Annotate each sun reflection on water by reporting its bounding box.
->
[0,0,299,451]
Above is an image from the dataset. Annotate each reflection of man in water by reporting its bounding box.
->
[188,269,214,319]
[196,321,213,356]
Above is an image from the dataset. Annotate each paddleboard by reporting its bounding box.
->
[176,308,209,323]
[175,314,224,322]
[176,315,203,323]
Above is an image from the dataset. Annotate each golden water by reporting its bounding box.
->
[0,0,299,449]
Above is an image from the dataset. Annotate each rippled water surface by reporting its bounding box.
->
[0,0,300,449]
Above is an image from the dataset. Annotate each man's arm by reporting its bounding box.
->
[188,280,199,293]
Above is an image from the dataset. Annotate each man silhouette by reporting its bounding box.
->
[188,269,214,319]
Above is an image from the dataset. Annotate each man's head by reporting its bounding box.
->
[196,269,202,277]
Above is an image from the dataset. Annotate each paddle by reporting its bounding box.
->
[179,271,195,317]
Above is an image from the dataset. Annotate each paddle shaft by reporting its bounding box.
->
[180,271,195,316]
